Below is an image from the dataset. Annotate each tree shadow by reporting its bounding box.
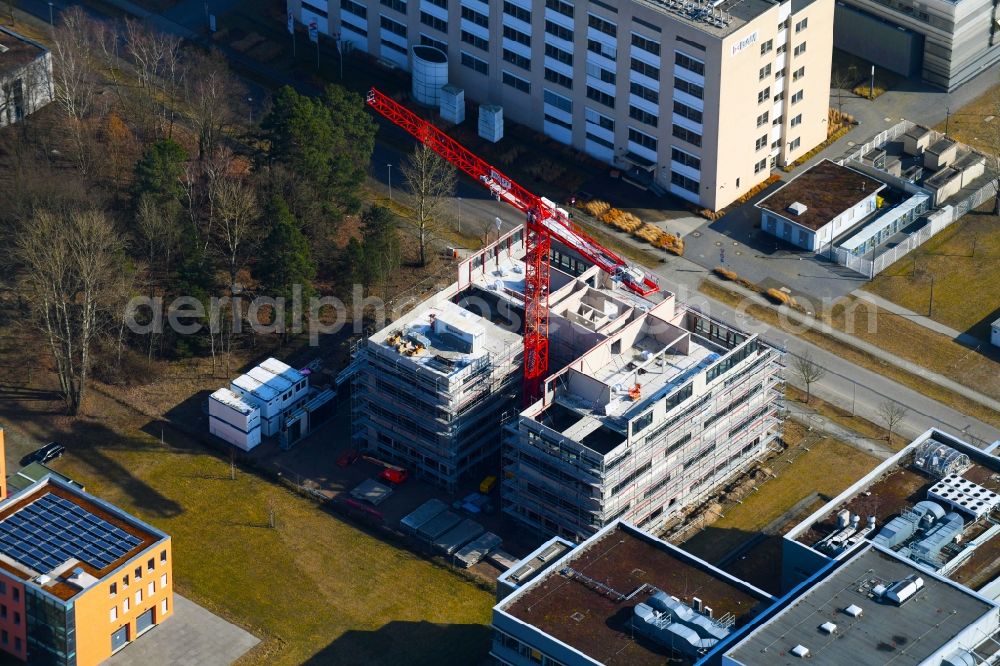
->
[301,620,492,666]
[61,419,184,519]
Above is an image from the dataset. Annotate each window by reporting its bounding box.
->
[380,15,406,37]
[586,131,614,149]
[793,42,807,57]
[502,70,530,93]
[0,582,5,595]
[754,158,767,173]
[380,0,405,11]
[793,66,805,81]
[160,573,168,588]
[461,30,488,50]
[629,127,658,152]
[791,90,804,104]
[545,43,573,65]
[420,34,447,51]
[777,43,787,54]
[160,550,167,564]
[759,39,773,55]
[135,566,142,580]
[123,574,129,589]
[672,124,701,147]
[460,52,489,75]
[772,115,783,126]
[673,77,702,100]
[503,1,531,22]
[0,605,5,619]
[671,170,699,193]
[629,105,658,127]
[632,80,660,103]
[671,147,700,170]
[590,65,616,84]
[135,589,142,604]
[587,38,616,60]
[545,19,573,41]
[771,139,781,149]
[755,135,767,150]
[775,68,785,80]
[544,89,573,113]
[460,6,488,28]
[424,0,445,6]
[502,48,531,70]
[676,35,706,52]
[757,87,770,104]
[632,32,661,55]
[789,137,801,150]
[586,85,615,108]
[586,107,615,131]
[545,67,573,88]
[630,58,659,79]
[124,597,130,612]
[147,558,155,573]
[13,612,18,626]
[675,51,705,75]
[756,111,769,127]
[10,590,16,602]
[419,11,447,31]
[13,639,19,653]
[759,63,771,80]
[302,1,328,17]
[673,101,703,123]
[110,583,117,597]
[502,25,530,46]
[790,113,802,127]
[110,606,118,622]
[546,0,574,17]
[162,599,169,615]
[773,90,785,102]
[795,17,808,32]
[588,13,617,37]
[1,631,6,645]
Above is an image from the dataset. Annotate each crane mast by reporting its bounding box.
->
[365,88,659,403]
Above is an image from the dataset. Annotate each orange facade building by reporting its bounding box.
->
[0,429,173,665]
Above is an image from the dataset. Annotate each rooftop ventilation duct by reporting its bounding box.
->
[787,202,808,216]
[791,645,810,658]
[883,574,924,606]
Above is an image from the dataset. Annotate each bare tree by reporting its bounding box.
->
[400,143,457,266]
[792,351,826,404]
[122,18,182,139]
[135,193,182,275]
[877,400,908,445]
[182,49,245,160]
[212,175,260,287]
[15,209,126,414]
[49,7,102,172]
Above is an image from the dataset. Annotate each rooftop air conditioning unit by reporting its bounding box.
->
[788,202,808,215]
[791,644,810,658]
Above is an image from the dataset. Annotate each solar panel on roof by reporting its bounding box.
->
[0,494,146,574]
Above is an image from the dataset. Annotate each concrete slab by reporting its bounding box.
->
[102,594,259,666]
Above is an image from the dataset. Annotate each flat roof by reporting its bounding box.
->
[0,27,47,76]
[499,522,771,666]
[791,430,1000,592]
[757,160,886,231]
[0,476,165,602]
[210,387,257,415]
[726,545,996,666]
[633,0,783,39]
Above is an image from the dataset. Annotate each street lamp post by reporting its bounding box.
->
[247,96,253,126]
[47,1,53,26]
[457,197,462,233]
[928,273,935,317]
[387,164,393,202]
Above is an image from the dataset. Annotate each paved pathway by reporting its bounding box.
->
[853,290,987,347]
[103,594,259,666]
[785,401,895,461]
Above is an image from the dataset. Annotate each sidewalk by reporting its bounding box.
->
[711,276,1000,414]
[853,290,987,348]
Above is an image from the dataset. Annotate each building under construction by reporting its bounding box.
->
[346,227,783,530]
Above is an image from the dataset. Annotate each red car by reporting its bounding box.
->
[337,450,360,467]
[379,468,409,484]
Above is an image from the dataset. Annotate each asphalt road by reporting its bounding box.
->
[20,0,997,448]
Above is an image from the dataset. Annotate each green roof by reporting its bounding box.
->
[7,463,81,494]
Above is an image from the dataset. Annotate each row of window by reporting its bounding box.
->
[109,550,168,598]
[109,576,168,622]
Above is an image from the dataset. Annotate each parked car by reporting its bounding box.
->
[379,467,409,484]
[21,442,66,466]
[337,450,360,467]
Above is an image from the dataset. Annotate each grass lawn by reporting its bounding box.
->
[933,84,1000,156]
[32,393,494,666]
[786,386,908,450]
[699,280,1000,430]
[863,213,1000,342]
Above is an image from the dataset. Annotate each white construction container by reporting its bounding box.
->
[440,85,465,124]
[411,45,448,106]
[230,357,309,436]
[478,104,504,143]
[208,388,261,451]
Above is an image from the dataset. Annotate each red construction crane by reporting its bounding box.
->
[365,87,660,403]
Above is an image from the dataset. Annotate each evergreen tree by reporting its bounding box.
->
[133,139,188,204]
[257,196,316,305]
